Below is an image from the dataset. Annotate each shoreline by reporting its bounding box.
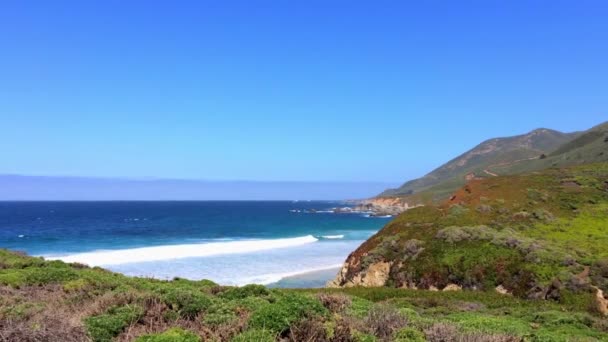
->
[267,265,341,288]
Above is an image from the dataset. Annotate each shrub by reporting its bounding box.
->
[0,270,27,287]
[403,239,425,260]
[0,266,80,287]
[331,318,356,342]
[363,305,408,341]
[63,278,90,292]
[0,302,43,320]
[231,329,276,342]
[203,301,238,326]
[424,323,459,342]
[476,204,493,214]
[347,296,374,318]
[231,296,271,312]
[352,331,378,342]
[0,249,45,269]
[248,292,327,334]
[394,327,425,342]
[135,328,201,342]
[435,226,494,243]
[84,305,144,342]
[156,286,214,318]
[448,204,469,216]
[317,293,352,313]
[27,266,79,285]
[532,209,554,221]
[288,317,328,341]
[219,284,271,300]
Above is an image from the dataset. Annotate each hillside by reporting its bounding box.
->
[487,121,608,176]
[2,249,608,341]
[380,128,579,199]
[330,163,608,313]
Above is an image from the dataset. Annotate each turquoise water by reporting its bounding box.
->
[0,201,390,286]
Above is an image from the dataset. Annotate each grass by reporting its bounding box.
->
[0,249,606,341]
[135,328,201,342]
[335,163,608,300]
[84,305,144,342]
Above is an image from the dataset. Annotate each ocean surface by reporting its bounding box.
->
[0,201,390,286]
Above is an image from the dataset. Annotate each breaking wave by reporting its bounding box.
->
[46,235,319,266]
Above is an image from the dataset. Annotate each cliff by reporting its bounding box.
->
[330,163,608,312]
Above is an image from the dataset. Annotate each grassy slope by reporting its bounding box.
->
[381,128,578,198]
[490,122,608,176]
[337,164,608,302]
[1,250,607,341]
[382,122,607,203]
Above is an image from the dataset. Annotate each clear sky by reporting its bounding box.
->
[0,1,606,183]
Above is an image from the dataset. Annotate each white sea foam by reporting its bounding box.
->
[320,234,344,239]
[46,235,319,267]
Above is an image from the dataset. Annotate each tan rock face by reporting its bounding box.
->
[356,197,421,216]
[327,261,391,288]
[593,287,608,316]
[442,283,462,291]
[326,263,351,288]
[495,285,511,295]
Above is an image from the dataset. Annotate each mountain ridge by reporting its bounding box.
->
[380,122,608,200]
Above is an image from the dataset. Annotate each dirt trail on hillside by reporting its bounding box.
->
[484,156,540,176]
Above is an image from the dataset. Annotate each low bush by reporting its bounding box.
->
[394,327,425,342]
[135,327,201,342]
[248,292,327,334]
[0,266,79,287]
[231,329,276,342]
[0,249,45,269]
[219,284,271,300]
[363,305,407,341]
[202,300,238,326]
[352,331,378,342]
[424,323,459,342]
[84,305,144,342]
[346,296,374,318]
[317,293,352,313]
[435,226,494,244]
[288,317,328,341]
[155,285,214,319]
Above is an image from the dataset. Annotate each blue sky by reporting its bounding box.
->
[0,1,606,183]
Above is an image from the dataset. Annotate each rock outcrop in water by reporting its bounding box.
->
[353,197,420,216]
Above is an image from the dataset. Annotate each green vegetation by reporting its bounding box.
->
[381,127,579,198]
[84,305,144,342]
[334,163,608,312]
[381,121,608,201]
[0,248,607,341]
[248,291,327,334]
[231,329,276,342]
[135,328,201,342]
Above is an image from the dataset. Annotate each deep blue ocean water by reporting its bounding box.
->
[0,201,390,286]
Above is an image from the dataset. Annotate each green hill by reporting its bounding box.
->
[331,163,608,309]
[380,128,579,199]
[488,121,608,176]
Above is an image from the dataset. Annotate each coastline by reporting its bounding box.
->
[267,265,341,288]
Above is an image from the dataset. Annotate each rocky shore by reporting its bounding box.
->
[351,197,421,216]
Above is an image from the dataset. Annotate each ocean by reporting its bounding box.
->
[0,201,390,287]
